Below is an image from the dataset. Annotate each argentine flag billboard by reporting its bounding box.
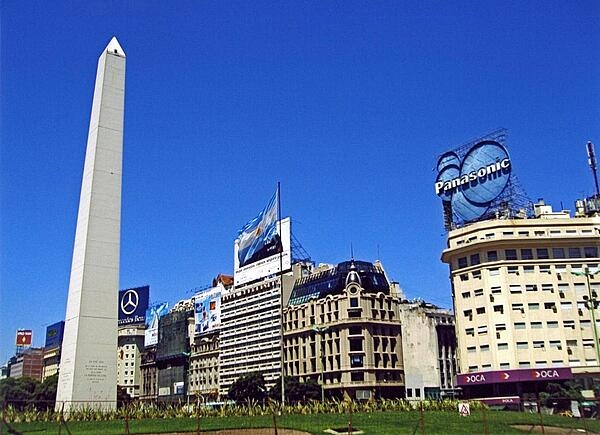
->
[234,190,291,286]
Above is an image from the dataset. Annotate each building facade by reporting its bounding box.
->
[284,260,405,400]
[442,200,600,398]
[399,301,457,399]
[117,324,145,397]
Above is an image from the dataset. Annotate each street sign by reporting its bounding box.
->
[458,402,471,417]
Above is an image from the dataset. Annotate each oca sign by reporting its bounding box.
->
[534,369,561,379]
[435,140,512,223]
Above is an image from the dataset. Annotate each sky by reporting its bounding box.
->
[1,1,599,363]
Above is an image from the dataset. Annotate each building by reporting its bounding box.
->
[284,260,405,400]
[140,347,158,401]
[219,271,294,395]
[117,324,145,397]
[42,321,65,381]
[398,301,458,400]
[156,302,193,402]
[442,199,600,399]
[188,274,231,402]
[9,348,44,381]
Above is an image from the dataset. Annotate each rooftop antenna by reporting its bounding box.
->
[587,141,600,197]
[350,243,354,260]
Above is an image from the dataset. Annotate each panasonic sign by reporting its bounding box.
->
[435,158,511,195]
[435,139,512,223]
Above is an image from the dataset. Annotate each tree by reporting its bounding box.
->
[269,377,321,404]
[0,375,59,411]
[540,381,583,411]
[227,372,267,404]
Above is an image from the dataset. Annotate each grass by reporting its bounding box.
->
[7,409,600,434]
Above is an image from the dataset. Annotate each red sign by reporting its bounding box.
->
[16,330,33,346]
[457,367,572,386]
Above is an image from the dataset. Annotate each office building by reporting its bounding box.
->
[442,199,600,398]
[284,260,405,399]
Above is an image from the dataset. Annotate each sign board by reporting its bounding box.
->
[118,286,149,326]
[44,321,65,348]
[145,302,169,347]
[15,330,32,346]
[457,367,572,386]
[458,402,471,417]
[234,217,291,286]
[193,287,221,334]
[435,136,513,226]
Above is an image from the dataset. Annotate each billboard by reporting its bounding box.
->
[193,286,221,334]
[45,321,65,348]
[118,285,150,326]
[457,367,572,386]
[434,130,524,229]
[234,217,291,286]
[145,302,169,347]
[16,330,32,346]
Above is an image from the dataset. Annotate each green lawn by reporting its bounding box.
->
[8,410,600,434]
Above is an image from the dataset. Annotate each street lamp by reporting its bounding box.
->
[575,265,600,364]
[312,325,329,402]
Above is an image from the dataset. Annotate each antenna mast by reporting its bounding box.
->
[587,141,600,197]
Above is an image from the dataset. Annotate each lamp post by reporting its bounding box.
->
[312,325,329,402]
[575,265,600,365]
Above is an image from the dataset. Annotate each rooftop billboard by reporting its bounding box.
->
[435,130,523,229]
[234,217,291,286]
[44,321,65,349]
[193,287,221,334]
[16,329,32,347]
[118,286,150,326]
[145,302,169,347]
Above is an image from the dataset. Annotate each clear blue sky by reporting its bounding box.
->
[1,1,599,363]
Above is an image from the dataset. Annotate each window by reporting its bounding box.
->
[531,322,542,329]
[537,248,549,259]
[349,326,362,335]
[467,346,476,353]
[523,266,535,274]
[542,284,554,293]
[462,291,471,299]
[533,341,545,348]
[458,257,468,268]
[476,306,486,314]
[519,361,531,368]
[349,338,363,352]
[506,249,517,260]
[516,342,528,349]
[500,362,510,369]
[460,274,469,281]
[560,302,573,310]
[498,343,508,350]
[544,302,557,311]
[581,320,591,328]
[528,303,540,311]
[487,251,498,261]
[491,286,502,294]
[553,248,566,259]
[496,323,506,331]
[514,322,526,330]
[558,284,569,294]
[350,372,364,382]
[489,268,500,276]
[463,309,473,318]
[549,340,561,349]
[470,254,481,265]
[494,305,504,314]
[350,355,364,368]
[585,247,599,258]
[521,249,533,260]
[474,289,484,296]
[472,271,481,279]
[485,233,495,239]
[480,344,490,352]
[503,231,514,237]
[509,285,522,294]
[563,320,575,329]
[512,303,524,312]
[349,297,359,308]
[465,328,474,336]
[569,248,582,258]
[539,265,551,274]
[477,325,488,335]
[507,266,519,275]
[526,284,538,292]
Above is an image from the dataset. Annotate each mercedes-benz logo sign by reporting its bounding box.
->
[121,289,139,315]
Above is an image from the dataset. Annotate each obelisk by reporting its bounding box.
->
[56,37,125,412]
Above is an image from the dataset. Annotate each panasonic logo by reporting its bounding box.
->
[435,158,511,195]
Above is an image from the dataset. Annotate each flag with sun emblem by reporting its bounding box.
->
[237,189,281,268]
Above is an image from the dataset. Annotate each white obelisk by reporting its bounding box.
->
[56,37,125,412]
